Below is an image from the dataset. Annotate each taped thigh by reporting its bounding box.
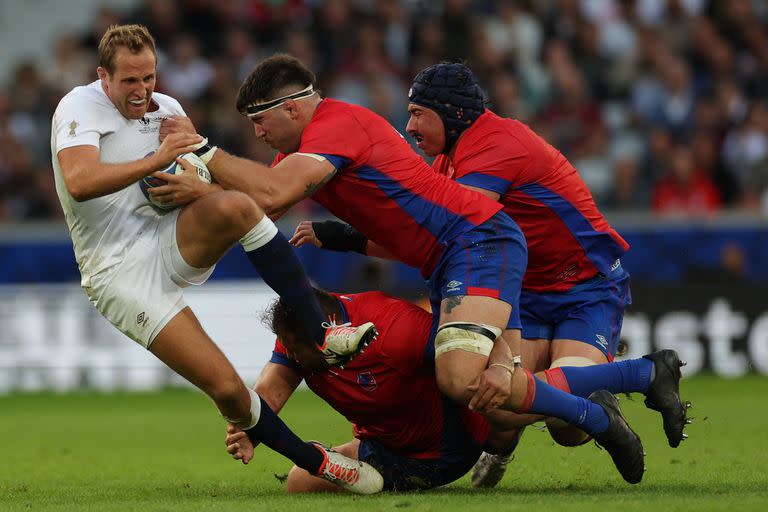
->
[434,322,501,358]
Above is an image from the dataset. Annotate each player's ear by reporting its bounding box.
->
[97,67,108,82]
[284,99,300,120]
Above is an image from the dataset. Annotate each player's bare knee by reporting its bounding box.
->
[285,465,311,493]
[205,191,262,234]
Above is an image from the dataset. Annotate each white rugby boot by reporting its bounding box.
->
[313,443,384,494]
[320,321,378,366]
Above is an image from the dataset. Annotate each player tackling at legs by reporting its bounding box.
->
[163,54,652,484]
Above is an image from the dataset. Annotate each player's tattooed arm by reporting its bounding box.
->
[303,169,337,198]
[443,296,464,314]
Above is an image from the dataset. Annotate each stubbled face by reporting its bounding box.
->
[406,103,446,156]
[249,102,303,154]
[98,47,156,120]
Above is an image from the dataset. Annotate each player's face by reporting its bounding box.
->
[406,103,445,156]
[98,47,157,120]
[249,102,302,153]
[281,334,327,372]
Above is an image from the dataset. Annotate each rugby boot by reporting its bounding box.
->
[642,349,690,448]
[320,321,378,366]
[589,390,645,484]
[471,452,514,488]
[471,428,523,488]
[313,443,384,494]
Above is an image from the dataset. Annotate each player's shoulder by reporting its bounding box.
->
[150,91,185,116]
[56,81,113,114]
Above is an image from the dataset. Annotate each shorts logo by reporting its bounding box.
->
[137,312,149,327]
[357,372,377,391]
[446,280,463,293]
[595,334,608,349]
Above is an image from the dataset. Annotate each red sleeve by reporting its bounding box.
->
[298,107,372,169]
[453,129,528,194]
[270,338,302,370]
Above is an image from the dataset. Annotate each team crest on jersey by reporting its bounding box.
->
[357,372,377,391]
[68,120,79,137]
[137,115,162,134]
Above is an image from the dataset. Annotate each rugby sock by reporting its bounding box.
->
[543,358,655,397]
[245,396,324,474]
[241,217,326,345]
[517,370,610,435]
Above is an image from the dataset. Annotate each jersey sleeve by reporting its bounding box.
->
[52,94,113,153]
[453,129,528,195]
[269,338,302,370]
[297,108,371,171]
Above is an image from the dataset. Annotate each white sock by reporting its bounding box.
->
[239,216,278,252]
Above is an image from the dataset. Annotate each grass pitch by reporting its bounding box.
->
[1,375,766,511]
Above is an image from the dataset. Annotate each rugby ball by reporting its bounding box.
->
[139,152,212,210]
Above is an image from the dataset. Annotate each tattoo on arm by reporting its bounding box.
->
[443,295,464,314]
[303,169,337,198]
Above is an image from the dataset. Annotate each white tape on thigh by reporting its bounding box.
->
[550,356,597,368]
[434,322,501,358]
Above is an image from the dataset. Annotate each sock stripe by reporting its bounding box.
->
[515,369,537,413]
[543,367,571,393]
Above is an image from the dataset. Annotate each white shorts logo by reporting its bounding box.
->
[446,280,463,293]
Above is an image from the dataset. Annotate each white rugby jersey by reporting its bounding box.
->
[51,80,185,287]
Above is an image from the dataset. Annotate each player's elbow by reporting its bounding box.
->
[65,176,92,202]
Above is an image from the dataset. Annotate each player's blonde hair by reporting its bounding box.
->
[98,24,157,74]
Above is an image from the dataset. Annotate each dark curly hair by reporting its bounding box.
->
[261,287,339,344]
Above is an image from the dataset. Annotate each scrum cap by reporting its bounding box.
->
[408,63,486,153]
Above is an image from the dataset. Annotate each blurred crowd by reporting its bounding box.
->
[1,0,768,222]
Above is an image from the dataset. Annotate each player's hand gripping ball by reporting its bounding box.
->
[139,152,212,210]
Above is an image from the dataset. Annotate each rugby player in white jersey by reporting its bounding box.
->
[50,24,382,494]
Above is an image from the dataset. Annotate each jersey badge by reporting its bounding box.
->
[68,120,79,137]
[357,371,377,391]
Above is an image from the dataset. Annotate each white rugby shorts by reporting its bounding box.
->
[85,209,215,348]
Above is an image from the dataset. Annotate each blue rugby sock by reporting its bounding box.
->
[241,218,326,345]
[545,358,655,398]
[246,397,324,474]
[518,371,610,435]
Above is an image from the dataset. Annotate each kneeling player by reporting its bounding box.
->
[226,289,690,492]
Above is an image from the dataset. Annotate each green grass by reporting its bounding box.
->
[1,375,766,511]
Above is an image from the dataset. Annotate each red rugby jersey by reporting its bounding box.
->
[274,99,502,276]
[271,291,489,458]
[433,110,629,292]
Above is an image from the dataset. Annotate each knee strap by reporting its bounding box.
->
[434,322,501,358]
